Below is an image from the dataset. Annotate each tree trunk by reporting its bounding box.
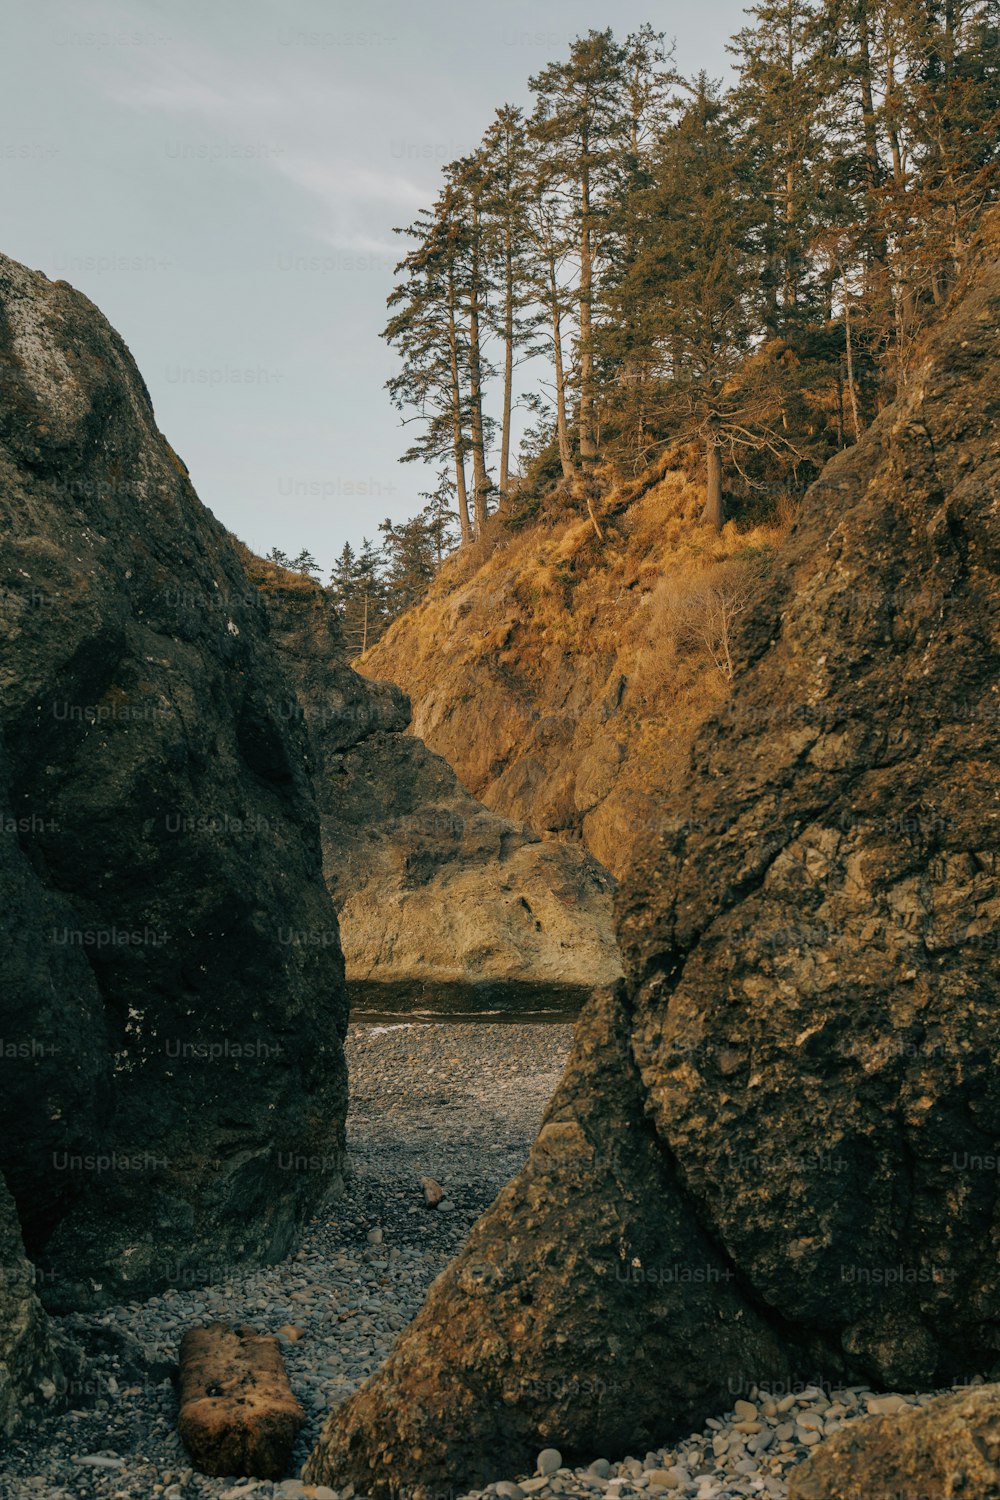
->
[446,269,472,544]
[578,147,597,462]
[857,0,882,200]
[178,1323,304,1480]
[499,231,514,496]
[549,255,575,481]
[783,16,797,314]
[702,418,724,530]
[843,282,862,443]
[467,200,492,538]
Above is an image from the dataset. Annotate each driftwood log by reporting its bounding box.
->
[178,1322,304,1478]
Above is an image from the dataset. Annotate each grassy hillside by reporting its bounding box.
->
[360,466,791,877]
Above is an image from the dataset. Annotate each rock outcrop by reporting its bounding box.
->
[0,1174,66,1439]
[252,562,621,1012]
[305,240,1000,1493]
[0,253,349,1320]
[787,1384,1000,1499]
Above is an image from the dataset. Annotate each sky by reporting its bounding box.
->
[2,0,744,575]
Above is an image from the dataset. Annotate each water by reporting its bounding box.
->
[348,979,586,1025]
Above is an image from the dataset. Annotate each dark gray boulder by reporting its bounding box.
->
[0,252,348,1316]
[0,1173,67,1439]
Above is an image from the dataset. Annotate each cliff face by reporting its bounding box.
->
[306,246,1000,1495]
[360,475,788,878]
[253,565,621,1010]
[0,253,349,1318]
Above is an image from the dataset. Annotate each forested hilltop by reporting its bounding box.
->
[305,2,1000,872]
[387,2,998,527]
[279,0,998,649]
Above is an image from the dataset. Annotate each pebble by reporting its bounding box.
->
[538,1450,563,1476]
[496,1484,526,1500]
[865,1393,909,1415]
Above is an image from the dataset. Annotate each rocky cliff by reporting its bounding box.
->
[305,237,1000,1494]
[0,252,349,1332]
[250,560,621,1011]
[360,473,788,879]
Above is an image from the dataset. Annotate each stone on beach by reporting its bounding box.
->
[177,1322,305,1479]
[421,1176,445,1208]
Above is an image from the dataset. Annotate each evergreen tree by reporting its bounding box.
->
[611,79,766,527]
[445,153,496,536]
[328,538,388,655]
[418,469,461,563]
[530,31,628,465]
[377,17,998,540]
[378,515,438,612]
[729,0,827,332]
[480,105,542,498]
[384,192,474,544]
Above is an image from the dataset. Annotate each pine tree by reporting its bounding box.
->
[418,469,461,563]
[384,194,474,544]
[729,0,826,332]
[445,154,496,536]
[329,539,388,655]
[480,105,542,498]
[612,79,766,527]
[378,515,437,612]
[530,31,628,465]
[522,143,578,482]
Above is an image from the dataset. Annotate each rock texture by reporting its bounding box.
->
[0,1173,66,1439]
[252,562,621,1011]
[0,253,348,1318]
[360,478,787,880]
[306,240,1000,1493]
[787,1384,1000,1499]
[178,1322,304,1478]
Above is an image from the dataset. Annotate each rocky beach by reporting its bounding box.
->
[0,1021,986,1500]
[1,9,999,1492]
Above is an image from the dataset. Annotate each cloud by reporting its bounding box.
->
[96,16,431,252]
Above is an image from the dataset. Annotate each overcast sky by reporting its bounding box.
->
[2,0,744,574]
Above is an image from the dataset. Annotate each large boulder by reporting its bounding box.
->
[0,253,348,1315]
[787,1384,1000,1499]
[305,245,1000,1492]
[253,562,622,1012]
[0,1173,66,1439]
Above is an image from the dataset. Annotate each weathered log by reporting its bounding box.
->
[178,1322,304,1479]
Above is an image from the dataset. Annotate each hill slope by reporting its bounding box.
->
[241,555,621,1010]
[360,474,788,877]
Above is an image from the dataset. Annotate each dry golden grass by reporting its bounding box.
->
[231,538,322,598]
[360,468,792,873]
